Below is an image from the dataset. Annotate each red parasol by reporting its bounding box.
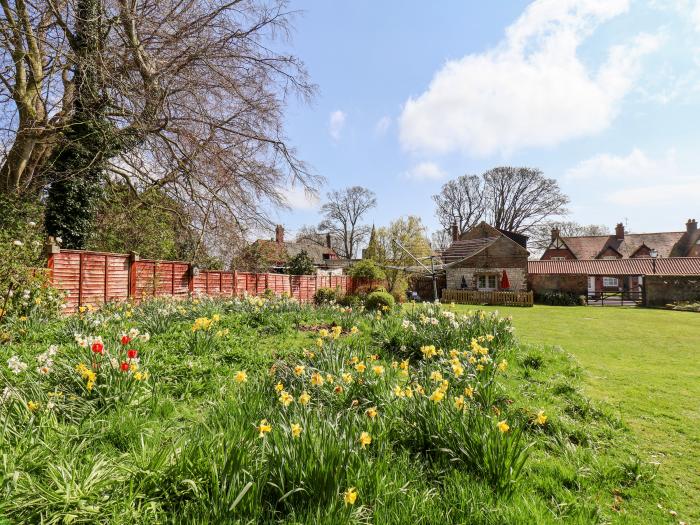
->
[500,270,510,290]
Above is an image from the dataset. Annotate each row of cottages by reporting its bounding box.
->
[540,219,700,293]
[247,225,346,275]
[442,222,529,292]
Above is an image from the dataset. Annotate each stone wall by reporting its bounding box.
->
[645,275,700,306]
[446,267,528,291]
[528,274,587,296]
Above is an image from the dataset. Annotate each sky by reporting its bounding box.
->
[272,0,700,241]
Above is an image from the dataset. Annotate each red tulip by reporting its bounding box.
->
[127,349,138,359]
[91,342,104,354]
[121,335,131,345]
[120,361,129,372]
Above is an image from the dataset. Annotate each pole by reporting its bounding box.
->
[430,256,438,302]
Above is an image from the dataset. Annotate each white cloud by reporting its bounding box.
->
[565,148,700,208]
[399,0,661,156]
[403,162,446,181]
[282,184,320,210]
[374,115,391,136]
[692,1,700,30]
[329,110,346,141]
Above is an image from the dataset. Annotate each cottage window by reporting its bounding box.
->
[551,256,566,261]
[477,274,497,290]
[602,277,619,287]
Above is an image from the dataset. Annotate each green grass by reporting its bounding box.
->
[0,298,680,523]
[450,304,700,522]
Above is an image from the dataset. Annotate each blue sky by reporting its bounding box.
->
[273,0,700,239]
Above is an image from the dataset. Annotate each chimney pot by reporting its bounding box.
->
[325,233,332,248]
[687,219,697,233]
[551,227,560,242]
[451,222,459,242]
[615,223,625,241]
[275,225,284,244]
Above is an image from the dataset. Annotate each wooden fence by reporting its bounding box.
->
[48,249,365,313]
[441,289,534,307]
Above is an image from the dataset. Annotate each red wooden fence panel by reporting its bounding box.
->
[48,249,360,313]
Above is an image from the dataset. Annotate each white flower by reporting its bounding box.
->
[55,237,62,244]
[0,387,12,404]
[7,356,28,374]
[140,333,150,343]
[28,221,36,227]
[128,328,140,338]
[110,358,119,369]
[13,240,23,246]
[46,401,56,410]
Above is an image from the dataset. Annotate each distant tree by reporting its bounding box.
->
[363,225,383,260]
[430,229,453,253]
[295,225,328,247]
[483,167,569,233]
[433,167,569,236]
[286,250,316,275]
[432,174,485,235]
[233,242,278,273]
[375,216,431,295]
[318,187,377,258]
[529,221,609,254]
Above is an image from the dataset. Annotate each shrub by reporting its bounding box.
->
[365,291,395,311]
[286,251,316,275]
[338,294,364,308]
[534,291,580,306]
[347,259,385,281]
[314,287,337,305]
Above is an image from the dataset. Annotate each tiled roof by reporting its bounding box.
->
[528,258,700,276]
[559,232,686,259]
[254,240,338,266]
[441,237,499,262]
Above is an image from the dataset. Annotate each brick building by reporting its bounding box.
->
[540,219,700,293]
[443,222,529,291]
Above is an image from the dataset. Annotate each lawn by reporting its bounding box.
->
[451,304,700,523]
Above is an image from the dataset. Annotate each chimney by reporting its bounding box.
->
[325,233,332,248]
[551,227,560,242]
[615,223,625,241]
[687,219,697,233]
[451,222,459,242]
[275,224,284,244]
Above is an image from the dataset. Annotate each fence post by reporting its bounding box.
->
[187,264,195,295]
[128,252,139,299]
[233,270,238,297]
[43,237,60,284]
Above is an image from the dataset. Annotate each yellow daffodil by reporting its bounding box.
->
[275,382,284,392]
[315,338,323,348]
[325,373,334,384]
[420,345,437,359]
[355,362,366,373]
[359,431,372,448]
[279,390,293,407]
[331,326,342,339]
[334,385,344,394]
[27,401,40,412]
[350,326,359,335]
[372,365,385,376]
[535,410,547,426]
[454,395,465,410]
[365,406,378,419]
[294,365,305,376]
[299,391,311,405]
[429,389,444,403]
[257,419,272,437]
[310,372,324,386]
[393,385,405,398]
[400,359,409,370]
[464,385,475,398]
[497,420,510,433]
[429,371,443,382]
[291,423,302,438]
[342,372,354,384]
[452,363,464,377]
[343,487,358,505]
[234,370,248,383]
[476,364,484,372]
[319,329,329,338]
[498,359,508,372]
[212,314,221,322]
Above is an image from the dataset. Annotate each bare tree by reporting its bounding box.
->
[432,174,484,235]
[0,0,318,254]
[430,229,452,254]
[295,224,329,247]
[483,167,569,233]
[318,186,376,258]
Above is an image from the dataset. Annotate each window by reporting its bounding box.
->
[602,277,619,287]
[602,256,618,260]
[477,274,497,290]
[551,256,566,261]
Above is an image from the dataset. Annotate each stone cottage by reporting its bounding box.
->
[443,222,529,291]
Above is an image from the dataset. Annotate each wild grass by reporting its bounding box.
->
[0,297,667,524]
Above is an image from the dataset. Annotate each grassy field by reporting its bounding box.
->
[450,304,700,523]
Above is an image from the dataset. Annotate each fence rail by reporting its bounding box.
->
[586,291,643,307]
[48,249,367,313]
[441,289,533,307]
